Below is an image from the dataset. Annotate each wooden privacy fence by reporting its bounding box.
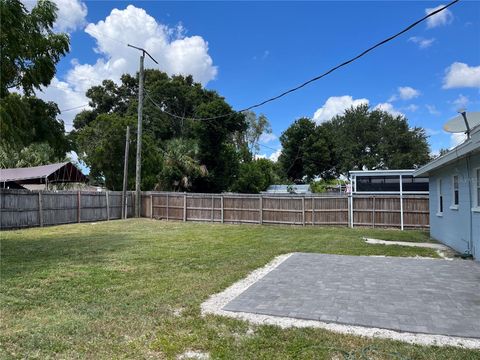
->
[0,189,134,229]
[0,189,429,230]
[141,192,429,229]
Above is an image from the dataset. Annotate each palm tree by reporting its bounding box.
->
[156,138,207,191]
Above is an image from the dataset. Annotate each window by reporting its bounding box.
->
[476,169,480,208]
[438,179,443,215]
[452,175,459,208]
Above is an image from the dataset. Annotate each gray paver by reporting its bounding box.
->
[223,253,480,338]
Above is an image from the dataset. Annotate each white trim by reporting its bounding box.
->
[475,167,480,208]
[413,128,480,177]
[452,174,459,207]
[471,207,480,213]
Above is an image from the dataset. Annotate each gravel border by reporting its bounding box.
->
[201,252,480,349]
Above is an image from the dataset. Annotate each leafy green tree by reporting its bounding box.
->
[0,0,71,163]
[74,70,246,192]
[0,0,69,97]
[0,142,67,168]
[0,94,70,161]
[231,158,280,193]
[329,104,430,174]
[278,118,335,182]
[75,114,162,190]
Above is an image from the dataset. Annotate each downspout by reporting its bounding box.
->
[466,154,473,256]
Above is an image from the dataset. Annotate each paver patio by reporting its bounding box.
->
[223,253,480,338]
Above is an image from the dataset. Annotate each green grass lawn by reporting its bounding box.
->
[0,219,476,359]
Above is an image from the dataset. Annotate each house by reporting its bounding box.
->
[349,169,429,194]
[413,125,480,260]
[0,162,88,190]
[263,184,312,194]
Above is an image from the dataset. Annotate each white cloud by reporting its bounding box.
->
[389,86,420,102]
[78,5,217,90]
[312,96,369,124]
[37,5,217,127]
[450,132,467,148]
[23,0,87,32]
[37,78,90,131]
[443,62,480,89]
[268,148,282,162]
[255,148,281,162]
[408,36,435,49]
[425,5,453,29]
[405,104,419,112]
[259,133,277,143]
[426,104,440,115]
[425,128,441,136]
[453,94,469,109]
[374,103,403,117]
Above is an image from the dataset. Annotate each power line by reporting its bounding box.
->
[149,0,459,121]
[240,0,459,112]
[145,91,233,122]
[60,1,460,123]
[59,104,89,112]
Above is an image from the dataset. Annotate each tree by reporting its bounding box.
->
[0,93,70,164]
[238,111,272,157]
[0,0,71,164]
[156,138,206,192]
[278,118,334,182]
[74,70,247,192]
[231,158,280,193]
[0,0,69,97]
[329,104,430,174]
[0,142,68,168]
[75,114,162,190]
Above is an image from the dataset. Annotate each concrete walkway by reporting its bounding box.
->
[223,253,480,339]
[363,237,450,250]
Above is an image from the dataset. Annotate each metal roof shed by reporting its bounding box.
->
[0,162,87,188]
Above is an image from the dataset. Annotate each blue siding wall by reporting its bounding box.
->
[429,154,480,260]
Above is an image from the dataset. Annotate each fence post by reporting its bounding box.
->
[372,196,375,228]
[77,191,81,223]
[311,197,315,226]
[106,191,110,221]
[211,195,214,222]
[302,196,305,226]
[183,193,187,222]
[221,195,224,223]
[166,194,170,221]
[400,174,404,230]
[259,196,263,224]
[150,193,153,219]
[38,191,43,227]
[348,193,353,228]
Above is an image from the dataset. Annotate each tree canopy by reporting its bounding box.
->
[0,0,71,166]
[74,70,247,192]
[0,0,69,97]
[278,105,431,182]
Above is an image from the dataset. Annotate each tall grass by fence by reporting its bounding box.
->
[141,192,429,229]
[0,189,134,229]
[0,189,429,230]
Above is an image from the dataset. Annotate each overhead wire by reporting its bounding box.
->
[147,0,459,121]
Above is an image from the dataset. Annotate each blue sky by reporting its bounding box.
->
[35,0,480,160]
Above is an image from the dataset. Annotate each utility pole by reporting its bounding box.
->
[121,125,130,219]
[128,44,158,217]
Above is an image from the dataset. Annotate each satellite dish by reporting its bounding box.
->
[443,111,480,133]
